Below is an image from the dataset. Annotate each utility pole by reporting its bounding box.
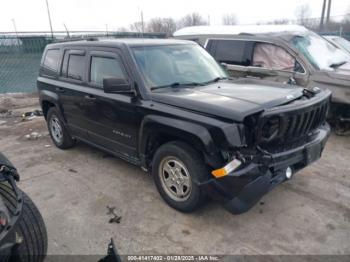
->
[45,0,54,39]
[105,24,109,37]
[140,10,144,38]
[326,0,332,26]
[320,0,327,31]
[63,23,70,38]
[11,19,20,46]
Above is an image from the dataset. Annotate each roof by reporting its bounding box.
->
[173,25,308,37]
[48,38,193,48]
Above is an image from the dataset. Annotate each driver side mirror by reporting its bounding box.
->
[103,78,133,94]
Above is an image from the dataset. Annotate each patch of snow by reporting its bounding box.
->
[173,25,308,37]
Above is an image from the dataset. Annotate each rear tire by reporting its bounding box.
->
[152,141,209,213]
[47,107,75,149]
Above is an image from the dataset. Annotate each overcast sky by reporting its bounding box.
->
[1,0,349,32]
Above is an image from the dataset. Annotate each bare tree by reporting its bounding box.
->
[147,17,177,36]
[177,13,208,29]
[129,22,144,33]
[295,4,312,25]
[117,27,128,32]
[222,14,237,25]
[344,6,350,22]
[267,19,290,25]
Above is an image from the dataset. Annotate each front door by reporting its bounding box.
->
[206,39,309,87]
[247,42,308,86]
[81,49,140,159]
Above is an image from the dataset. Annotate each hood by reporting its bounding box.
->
[313,65,350,85]
[151,79,304,121]
[324,64,350,81]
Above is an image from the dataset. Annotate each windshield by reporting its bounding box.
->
[132,44,227,90]
[333,37,350,53]
[290,31,350,71]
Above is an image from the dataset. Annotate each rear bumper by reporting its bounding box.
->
[203,123,330,214]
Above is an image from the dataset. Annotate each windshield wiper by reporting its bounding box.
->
[150,82,204,91]
[330,61,347,69]
[204,76,231,84]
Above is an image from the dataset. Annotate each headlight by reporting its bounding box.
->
[261,116,280,142]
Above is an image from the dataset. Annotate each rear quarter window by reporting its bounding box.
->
[41,49,61,77]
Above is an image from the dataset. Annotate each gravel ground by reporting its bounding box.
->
[0,93,349,256]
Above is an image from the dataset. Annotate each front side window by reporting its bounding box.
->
[252,43,297,72]
[90,56,126,86]
[132,44,227,89]
[42,49,60,75]
[67,54,85,80]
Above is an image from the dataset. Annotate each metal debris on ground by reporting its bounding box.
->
[0,110,13,119]
[25,132,42,140]
[106,205,122,224]
[22,110,43,121]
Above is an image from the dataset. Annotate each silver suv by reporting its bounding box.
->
[174,25,350,133]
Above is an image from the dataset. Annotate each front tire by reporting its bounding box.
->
[11,191,48,262]
[0,183,47,262]
[47,107,75,149]
[152,141,208,213]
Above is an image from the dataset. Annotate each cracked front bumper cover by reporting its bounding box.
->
[204,124,330,214]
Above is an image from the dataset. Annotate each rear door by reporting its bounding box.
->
[206,39,252,78]
[58,48,90,139]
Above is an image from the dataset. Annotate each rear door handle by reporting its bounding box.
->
[55,87,65,93]
[84,95,96,101]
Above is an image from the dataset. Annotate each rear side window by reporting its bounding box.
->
[90,56,126,86]
[41,49,60,76]
[67,54,85,81]
[209,40,252,66]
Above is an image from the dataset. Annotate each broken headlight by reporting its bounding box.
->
[261,116,281,142]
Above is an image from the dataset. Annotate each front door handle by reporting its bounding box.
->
[55,87,65,93]
[84,95,96,101]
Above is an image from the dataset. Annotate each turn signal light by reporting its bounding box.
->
[211,159,242,178]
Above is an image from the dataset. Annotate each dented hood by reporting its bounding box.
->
[151,79,304,122]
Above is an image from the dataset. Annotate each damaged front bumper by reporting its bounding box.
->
[202,123,330,214]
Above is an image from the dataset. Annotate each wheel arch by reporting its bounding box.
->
[39,90,63,121]
[139,115,221,170]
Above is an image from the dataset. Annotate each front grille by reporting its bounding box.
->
[257,96,329,146]
[280,102,328,139]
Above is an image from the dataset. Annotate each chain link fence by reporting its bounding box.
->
[0,32,166,94]
[0,28,349,94]
[0,35,51,93]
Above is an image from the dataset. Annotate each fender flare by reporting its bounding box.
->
[139,115,218,159]
[38,89,65,122]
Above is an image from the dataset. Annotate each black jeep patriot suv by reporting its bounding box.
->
[37,39,331,214]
